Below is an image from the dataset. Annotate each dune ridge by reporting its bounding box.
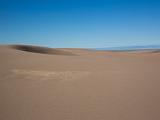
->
[10,45,76,56]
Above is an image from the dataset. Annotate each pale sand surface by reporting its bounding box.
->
[0,45,160,120]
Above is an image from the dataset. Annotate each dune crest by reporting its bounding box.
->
[10,45,76,56]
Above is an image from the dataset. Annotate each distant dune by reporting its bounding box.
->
[10,45,76,55]
[0,45,160,120]
[97,45,160,51]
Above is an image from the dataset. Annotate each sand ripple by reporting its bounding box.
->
[10,69,91,81]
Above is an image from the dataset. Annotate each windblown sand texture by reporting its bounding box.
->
[0,45,160,120]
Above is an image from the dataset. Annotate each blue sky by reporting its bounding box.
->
[0,0,160,48]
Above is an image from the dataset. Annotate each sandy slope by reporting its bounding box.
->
[0,45,160,120]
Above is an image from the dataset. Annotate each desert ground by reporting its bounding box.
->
[0,45,160,120]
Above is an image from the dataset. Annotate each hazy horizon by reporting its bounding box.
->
[0,0,160,48]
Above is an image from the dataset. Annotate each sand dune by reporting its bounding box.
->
[0,45,160,120]
[10,45,76,55]
[150,49,160,53]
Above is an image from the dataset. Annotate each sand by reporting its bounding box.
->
[0,45,160,120]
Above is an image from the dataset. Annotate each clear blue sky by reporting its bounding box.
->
[0,0,160,48]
